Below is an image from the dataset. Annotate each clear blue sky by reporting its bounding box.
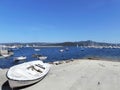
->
[0,0,120,43]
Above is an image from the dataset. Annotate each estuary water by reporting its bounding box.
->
[0,47,120,68]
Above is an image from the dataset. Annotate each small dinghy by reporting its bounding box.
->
[14,56,27,62]
[34,49,40,51]
[59,49,64,52]
[32,54,47,60]
[38,56,47,60]
[6,60,50,88]
[0,54,10,59]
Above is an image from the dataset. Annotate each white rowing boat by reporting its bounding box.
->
[6,60,50,88]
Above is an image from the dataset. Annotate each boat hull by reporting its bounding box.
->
[8,75,45,88]
[38,56,47,60]
[6,60,50,88]
[14,57,27,61]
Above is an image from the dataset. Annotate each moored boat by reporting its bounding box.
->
[0,49,14,58]
[59,49,64,52]
[38,56,47,60]
[32,54,47,60]
[2,54,11,58]
[14,56,27,61]
[6,60,50,88]
[34,49,40,51]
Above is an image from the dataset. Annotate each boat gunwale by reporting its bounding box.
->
[6,71,49,88]
[6,69,49,82]
[6,61,50,81]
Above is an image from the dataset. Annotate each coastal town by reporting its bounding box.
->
[0,40,120,49]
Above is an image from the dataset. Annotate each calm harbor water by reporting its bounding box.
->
[0,47,120,68]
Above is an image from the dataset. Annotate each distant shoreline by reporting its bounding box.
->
[1,40,120,49]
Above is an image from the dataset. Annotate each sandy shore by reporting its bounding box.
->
[1,59,120,90]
